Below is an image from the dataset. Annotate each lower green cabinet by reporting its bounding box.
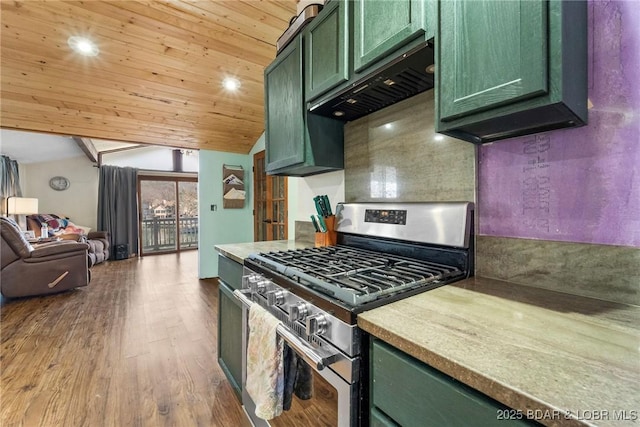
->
[370,339,535,427]
[217,255,243,400]
[218,280,242,399]
[371,407,399,427]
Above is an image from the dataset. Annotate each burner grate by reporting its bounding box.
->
[250,245,463,306]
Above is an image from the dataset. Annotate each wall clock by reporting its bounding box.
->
[49,176,70,191]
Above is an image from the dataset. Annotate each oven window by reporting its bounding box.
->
[271,372,338,427]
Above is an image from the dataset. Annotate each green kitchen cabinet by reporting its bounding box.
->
[265,37,305,172]
[436,0,587,143]
[370,339,535,426]
[353,0,433,73]
[305,0,350,102]
[265,35,344,176]
[217,254,244,400]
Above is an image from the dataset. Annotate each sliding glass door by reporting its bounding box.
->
[138,176,198,255]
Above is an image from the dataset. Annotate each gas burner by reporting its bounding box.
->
[245,202,473,321]
[249,245,464,306]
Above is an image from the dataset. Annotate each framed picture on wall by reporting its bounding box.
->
[223,164,246,209]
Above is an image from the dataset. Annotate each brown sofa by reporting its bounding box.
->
[26,215,110,267]
[1,216,90,297]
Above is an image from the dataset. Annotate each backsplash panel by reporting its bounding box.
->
[344,91,476,203]
[294,220,315,245]
[478,0,640,248]
[476,236,640,306]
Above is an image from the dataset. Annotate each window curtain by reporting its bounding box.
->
[97,165,139,257]
[0,155,23,215]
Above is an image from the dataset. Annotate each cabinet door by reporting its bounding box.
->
[438,0,548,122]
[218,280,243,399]
[218,254,243,290]
[371,339,533,426]
[353,0,426,72]
[305,0,350,101]
[265,37,305,172]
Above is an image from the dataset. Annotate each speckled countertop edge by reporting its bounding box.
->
[214,240,313,264]
[359,277,640,427]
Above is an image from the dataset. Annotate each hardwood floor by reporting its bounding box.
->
[1,252,246,427]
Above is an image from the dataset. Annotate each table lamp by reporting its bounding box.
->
[6,197,39,230]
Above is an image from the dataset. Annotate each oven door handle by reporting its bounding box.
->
[233,289,339,371]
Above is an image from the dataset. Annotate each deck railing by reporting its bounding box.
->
[141,216,198,252]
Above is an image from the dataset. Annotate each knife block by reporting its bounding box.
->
[315,215,337,247]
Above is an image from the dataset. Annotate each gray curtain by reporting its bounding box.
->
[0,155,23,215]
[97,165,139,258]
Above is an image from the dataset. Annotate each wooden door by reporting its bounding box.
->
[304,0,350,101]
[353,0,427,72]
[254,151,288,241]
[437,0,548,122]
[264,36,305,172]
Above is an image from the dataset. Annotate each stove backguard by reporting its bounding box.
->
[335,202,474,249]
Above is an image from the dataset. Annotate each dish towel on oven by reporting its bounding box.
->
[283,344,314,411]
[246,303,284,420]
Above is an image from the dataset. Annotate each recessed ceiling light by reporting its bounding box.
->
[223,77,240,91]
[67,36,99,57]
[384,123,393,130]
[434,134,445,141]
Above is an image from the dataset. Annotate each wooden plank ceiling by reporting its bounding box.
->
[0,0,296,154]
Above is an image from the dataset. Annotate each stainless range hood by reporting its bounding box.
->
[308,40,435,122]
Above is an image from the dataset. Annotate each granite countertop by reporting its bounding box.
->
[359,277,640,427]
[214,240,313,264]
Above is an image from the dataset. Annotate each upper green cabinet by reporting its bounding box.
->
[438,1,548,121]
[265,34,344,176]
[265,37,305,172]
[353,0,432,72]
[305,0,350,101]
[436,0,587,143]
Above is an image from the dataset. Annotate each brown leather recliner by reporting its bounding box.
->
[1,216,90,298]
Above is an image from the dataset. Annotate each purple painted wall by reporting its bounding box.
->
[478,0,640,248]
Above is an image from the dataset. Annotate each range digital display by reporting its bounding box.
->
[364,209,407,225]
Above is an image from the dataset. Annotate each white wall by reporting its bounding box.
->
[247,132,346,239]
[292,171,345,224]
[23,155,99,229]
[198,149,253,278]
[102,146,198,172]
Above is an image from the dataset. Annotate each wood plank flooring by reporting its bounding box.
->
[1,252,245,427]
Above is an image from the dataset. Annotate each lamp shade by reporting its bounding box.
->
[7,197,39,215]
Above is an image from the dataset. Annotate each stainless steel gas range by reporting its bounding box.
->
[233,202,474,427]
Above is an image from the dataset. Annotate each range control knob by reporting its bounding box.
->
[242,273,261,289]
[250,279,269,294]
[288,302,310,322]
[306,314,328,336]
[266,290,286,306]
